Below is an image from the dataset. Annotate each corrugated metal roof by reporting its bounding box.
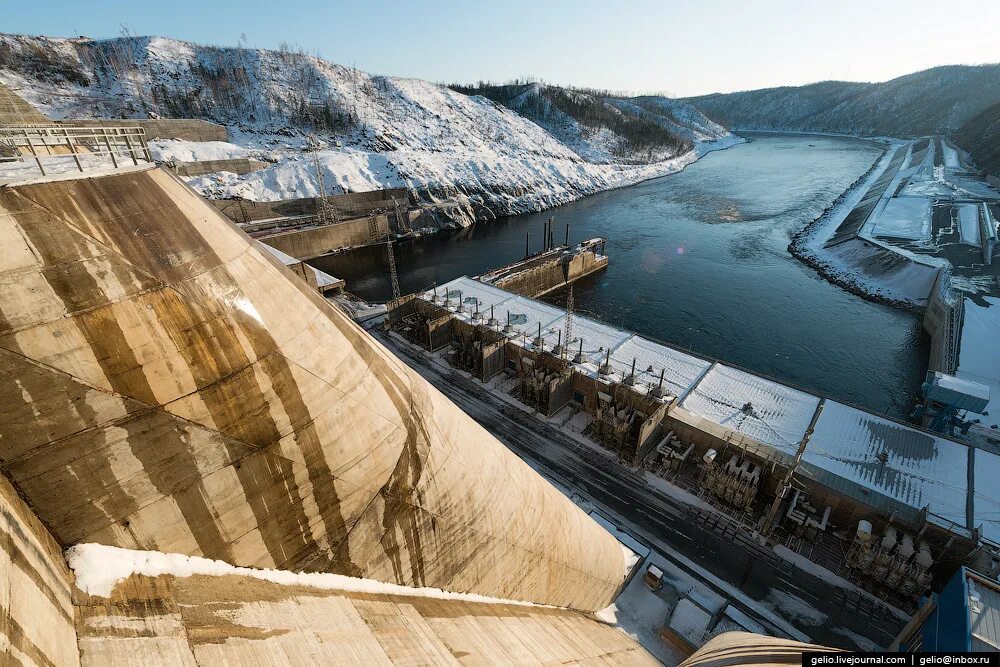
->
[803,401,969,527]
[969,573,1000,651]
[973,448,1000,543]
[680,364,821,456]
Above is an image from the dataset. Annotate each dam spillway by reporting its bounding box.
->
[0,161,647,634]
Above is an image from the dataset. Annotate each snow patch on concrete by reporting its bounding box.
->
[66,543,553,607]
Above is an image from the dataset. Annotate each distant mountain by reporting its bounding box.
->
[0,34,736,222]
[953,101,1000,178]
[685,64,1000,138]
[449,81,728,165]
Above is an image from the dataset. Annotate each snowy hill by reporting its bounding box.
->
[685,65,1000,138]
[0,34,738,224]
[447,81,727,165]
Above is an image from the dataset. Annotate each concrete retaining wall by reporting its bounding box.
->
[493,249,608,298]
[260,214,390,259]
[0,473,80,666]
[212,187,410,224]
[172,157,268,177]
[0,81,51,125]
[923,272,962,374]
[62,118,228,142]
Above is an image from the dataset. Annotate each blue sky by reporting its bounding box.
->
[4,0,999,96]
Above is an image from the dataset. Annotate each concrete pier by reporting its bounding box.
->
[476,237,608,298]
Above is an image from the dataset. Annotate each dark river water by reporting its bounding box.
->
[312,134,929,419]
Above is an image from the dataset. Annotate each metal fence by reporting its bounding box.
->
[0,125,152,177]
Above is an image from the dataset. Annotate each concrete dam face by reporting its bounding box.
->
[0,167,626,613]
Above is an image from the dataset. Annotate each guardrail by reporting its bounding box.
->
[0,125,152,178]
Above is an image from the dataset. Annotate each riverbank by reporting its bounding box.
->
[317,134,926,421]
[182,133,746,246]
[787,140,929,313]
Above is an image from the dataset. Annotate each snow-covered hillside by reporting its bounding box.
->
[0,34,738,224]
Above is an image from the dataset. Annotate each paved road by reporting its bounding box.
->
[381,333,907,650]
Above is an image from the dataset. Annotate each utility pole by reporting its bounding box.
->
[761,402,824,538]
[563,285,574,360]
[385,234,401,308]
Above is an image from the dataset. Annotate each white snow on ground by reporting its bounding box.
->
[596,570,687,666]
[957,203,982,246]
[822,237,945,307]
[802,400,970,528]
[0,152,147,183]
[257,241,341,287]
[832,627,881,651]
[873,197,932,240]
[668,598,712,646]
[942,141,961,168]
[149,139,253,163]
[0,34,740,223]
[957,297,1000,431]
[679,364,821,457]
[762,589,829,626]
[67,543,555,607]
[611,336,712,399]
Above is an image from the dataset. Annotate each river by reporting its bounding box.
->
[312,134,928,419]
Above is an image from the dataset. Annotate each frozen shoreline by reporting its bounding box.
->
[787,139,932,313]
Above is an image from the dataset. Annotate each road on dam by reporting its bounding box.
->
[378,333,907,651]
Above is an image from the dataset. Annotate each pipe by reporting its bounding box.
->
[525,232,530,258]
[565,221,570,247]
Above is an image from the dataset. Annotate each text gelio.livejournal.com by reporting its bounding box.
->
[804,655,999,666]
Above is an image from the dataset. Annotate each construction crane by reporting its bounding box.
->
[308,135,340,227]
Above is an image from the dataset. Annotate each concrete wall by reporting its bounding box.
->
[0,81,51,125]
[172,158,268,177]
[0,167,625,612]
[491,248,608,298]
[0,473,80,666]
[212,187,410,225]
[63,118,228,142]
[260,214,389,259]
[923,272,962,374]
[76,570,657,665]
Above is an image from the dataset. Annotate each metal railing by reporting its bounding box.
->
[0,125,152,178]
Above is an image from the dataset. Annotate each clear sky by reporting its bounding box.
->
[4,0,999,97]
